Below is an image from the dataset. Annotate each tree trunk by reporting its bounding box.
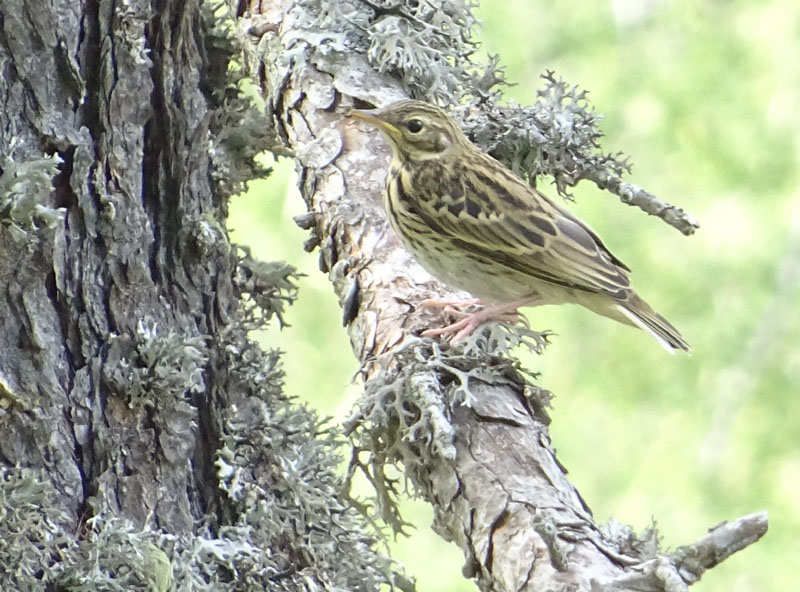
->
[235,0,767,591]
[0,1,396,590]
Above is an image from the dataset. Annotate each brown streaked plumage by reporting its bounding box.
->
[350,100,689,352]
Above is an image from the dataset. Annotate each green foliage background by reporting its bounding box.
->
[230,1,800,589]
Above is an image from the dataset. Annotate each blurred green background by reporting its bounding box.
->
[230,1,800,589]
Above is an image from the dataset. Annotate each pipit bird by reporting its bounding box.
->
[349,100,689,353]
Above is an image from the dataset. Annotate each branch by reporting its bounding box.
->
[237,0,764,589]
[602,512,768,591]
[456,73,701,235]
[583,169,700,236]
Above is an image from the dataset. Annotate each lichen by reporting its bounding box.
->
[209,325,405,591]
[203,1,277,199]
[306,0,498,105]
[0,149,66,244]
[458,71,632,198]
[233,253,299,329]
[1,329,402,591]
[0,467,76,590]
[55,516,174,592]
[298,0,632,202]
[344,324,551,533]
[0,468,173,591]
[102,320,209,411]
[601,517,661,560]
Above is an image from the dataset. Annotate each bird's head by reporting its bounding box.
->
[349,100,467,163]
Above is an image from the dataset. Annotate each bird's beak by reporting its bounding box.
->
[349,108,400,135]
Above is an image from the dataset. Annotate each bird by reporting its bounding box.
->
[349,100,689,353]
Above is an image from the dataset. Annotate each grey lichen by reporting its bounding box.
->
[210,325,405,591]
[307,0,495,105]
[0,150,66,244]
[102,320,209,411]
[208,90,277,198]
[55,517,174,592]
[1,316,401,592]
[0,469,169,591]
[301,0,697,232]
[363,0,483,104]
[203,1,277,199]
[233,253,300,329]
[459,71,633,199]
[0,467,75,590]
[601,517,661,560]
[344,325,551,534]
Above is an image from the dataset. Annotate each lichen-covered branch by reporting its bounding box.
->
[247,0,699,234]
[236,0,764,590]
[0,0,399,589]
[457,79,701,235]
[601,512,769,591]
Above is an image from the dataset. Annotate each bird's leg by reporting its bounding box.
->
[419,298,482,324]
[421,297,534,343]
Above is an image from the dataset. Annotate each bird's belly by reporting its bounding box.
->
[400,231,566,306]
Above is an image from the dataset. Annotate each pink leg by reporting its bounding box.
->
[421,297,535,343]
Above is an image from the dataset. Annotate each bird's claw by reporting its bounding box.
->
[420,299,530,343]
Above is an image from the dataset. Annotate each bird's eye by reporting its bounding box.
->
[406,119,424,133]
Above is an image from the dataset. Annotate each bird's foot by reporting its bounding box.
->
[420,299,530,343]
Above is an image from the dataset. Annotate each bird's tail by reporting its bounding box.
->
[615,294,690,354]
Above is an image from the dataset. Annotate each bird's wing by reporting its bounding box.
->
[416,155,632,298]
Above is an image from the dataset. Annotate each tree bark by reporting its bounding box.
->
[0,1,395,590]
[236,1,768,591]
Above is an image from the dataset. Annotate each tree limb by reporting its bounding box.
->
[237,0,766,589]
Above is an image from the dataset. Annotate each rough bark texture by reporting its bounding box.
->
[0,0,396,590]
[237,1,767,591]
